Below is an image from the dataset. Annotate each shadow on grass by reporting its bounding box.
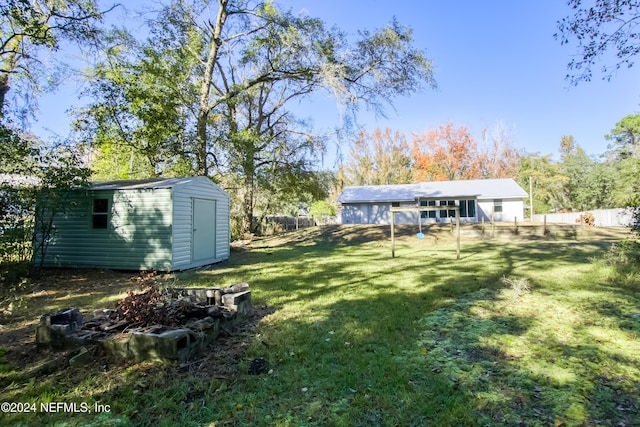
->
[1,225,638,426]
[186,227,639,426]
[168,226,637,425]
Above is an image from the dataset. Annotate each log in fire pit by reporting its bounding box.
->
[35,283,252,364]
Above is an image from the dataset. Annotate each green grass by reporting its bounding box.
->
[0,225,639,426]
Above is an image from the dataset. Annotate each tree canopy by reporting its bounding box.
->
[556,0,640,84]
[338,128,412,186]
[412,122,483,182]
[605,113,640,159]
[75,0,436,234]
[0,0,111,116]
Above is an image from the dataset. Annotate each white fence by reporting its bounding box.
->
[533,208,633,227]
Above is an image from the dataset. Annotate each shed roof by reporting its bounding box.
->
[338,178,528,203]
[90,177,214,191]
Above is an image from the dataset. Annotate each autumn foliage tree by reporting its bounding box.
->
[411,122,483,182]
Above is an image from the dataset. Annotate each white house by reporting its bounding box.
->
[337,178,528,225]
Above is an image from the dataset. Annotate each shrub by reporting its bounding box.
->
[308,200,335,224]
[606,238,640,272]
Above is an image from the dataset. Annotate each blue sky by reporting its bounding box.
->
[33,1,640,168]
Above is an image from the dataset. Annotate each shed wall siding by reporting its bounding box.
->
[171,178,230,270]
[38,189,173,270]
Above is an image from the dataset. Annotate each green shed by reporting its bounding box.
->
[35,177,230,271]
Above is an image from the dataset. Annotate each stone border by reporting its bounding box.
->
[35,285,252,364]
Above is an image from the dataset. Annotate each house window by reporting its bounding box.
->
[493,199,503,213]
[427,200,436,218]
[439,200,456,218]
[391,202,400,208]
[447,200,456,218]
[420,200,436,218]
[459,200,476,218]
[439,200,448,218]
[92,198,109,229]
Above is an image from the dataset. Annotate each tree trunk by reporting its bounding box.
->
[195,0,229,176]
[0,73,10,115]
[242,174,255,236]
[0,47,19,115]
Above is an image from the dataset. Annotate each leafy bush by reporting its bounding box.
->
[308,200,335,224]
[606,238,640,273]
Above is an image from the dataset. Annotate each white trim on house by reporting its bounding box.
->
[337,178,527,225]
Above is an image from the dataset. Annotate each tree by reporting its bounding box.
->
[78,0,436,235]
[149,0,435,177]
[611,156,640,206]
[31,143,91,269]
[212,39,329,233]
[0,0,113,115]
[339,128,412,186]
[0,122,38,264]
[605,113,640,159]
[308,200,335,224]
[558,135,598,210]
[517,152,568,213]
[412,122,483,182]
[204,3,433,177]
[555,0,640,84]
[480,121,521,179]
[604,114,640,208]
[579,161,619,208]
[74,28,194,179]
[0,120,90,269]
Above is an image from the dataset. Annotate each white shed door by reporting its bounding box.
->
[193,198,216,261]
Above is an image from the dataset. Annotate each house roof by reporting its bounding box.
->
[90,177,211,191]
[337,178,528,203]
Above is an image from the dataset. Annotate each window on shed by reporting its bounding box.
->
[493,199,503,213]
[92,198,109,229]
[391,202,400,207]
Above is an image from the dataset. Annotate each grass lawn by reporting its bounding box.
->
[0,224,639,426]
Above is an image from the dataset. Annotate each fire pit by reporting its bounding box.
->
[35,283,252,364]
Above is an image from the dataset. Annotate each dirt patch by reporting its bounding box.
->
[175,304,274,377]
[29,268,134,292]
[1,269,134,340]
